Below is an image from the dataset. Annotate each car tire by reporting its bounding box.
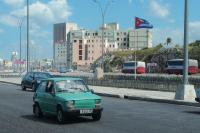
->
[33,103,43,118]
[92,112,101,121]
[32,84,36,92]
[57,107,65,124]
[21,83,26,91]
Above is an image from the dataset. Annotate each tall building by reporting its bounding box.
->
[70,30,118,70]
[53,23,78,70]
[129,29,152,50]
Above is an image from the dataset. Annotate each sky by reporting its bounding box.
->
[0,0,200,60]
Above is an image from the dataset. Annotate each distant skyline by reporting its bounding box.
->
[0,0,200,60]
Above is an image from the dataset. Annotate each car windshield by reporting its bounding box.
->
[55,80,89,93]
[35,73,51,78]
[123,62,137,67]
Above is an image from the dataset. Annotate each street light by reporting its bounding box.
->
[18,17,25,74]
[92,0,114,72]
[12,15,25,74]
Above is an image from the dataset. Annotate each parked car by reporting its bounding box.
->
[21,72,53,91]
[33,77,103,123]
[66,69,74,72]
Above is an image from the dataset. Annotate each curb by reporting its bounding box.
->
[1,81,199,107]
[0,81,21,86]
[123,95,200,107]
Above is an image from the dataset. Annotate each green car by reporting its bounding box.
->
[33,77,103,123]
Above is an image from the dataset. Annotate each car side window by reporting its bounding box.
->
[27,72,33,80]
[46,81,54,93]
[24,72,30,79]
[37,81,47,93]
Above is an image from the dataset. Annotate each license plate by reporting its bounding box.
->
[80,109,93,114]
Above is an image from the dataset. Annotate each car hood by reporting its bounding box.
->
[56,92,101,101]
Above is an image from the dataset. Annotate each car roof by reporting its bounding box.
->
[41,77,82,82]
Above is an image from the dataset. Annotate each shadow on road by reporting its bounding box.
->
[21,114,94,125]
[16,88,34,93]
[183,111,200,115]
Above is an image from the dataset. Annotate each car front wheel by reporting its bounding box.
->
[21,83,26,91]
[57,107,65,124]
[33,103,43,118]
[32,84,36,92]
[92,112,101,121]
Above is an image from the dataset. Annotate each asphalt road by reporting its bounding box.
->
[1,83,200,133]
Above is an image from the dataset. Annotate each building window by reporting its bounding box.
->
[79,44,82,49]
[117,38,119,41]
[79,56,82,60]
[124,32,126,35]
[113,45,115,47]
[117,32,119,36]
[85,45,88,60]
[79,50,82,56]
[109,45,111,48]
[124,38,126,41]
[92,51,94,53]
[74,40,77,43]
[79,40,82,43]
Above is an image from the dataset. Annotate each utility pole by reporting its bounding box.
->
[27,0,29,72]
[175,0,196,101]
[183,0,189,85]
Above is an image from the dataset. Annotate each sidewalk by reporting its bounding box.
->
[0,77,199,107]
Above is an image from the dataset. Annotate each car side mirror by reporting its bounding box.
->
[50,91,55,96]
[90,89,94,94]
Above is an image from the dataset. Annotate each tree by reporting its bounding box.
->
[166,37,172,46]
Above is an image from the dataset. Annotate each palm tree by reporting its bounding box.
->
[166,37,172,60]
[166,37,172,46]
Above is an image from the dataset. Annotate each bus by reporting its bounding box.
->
[165,59,199,75]
[122,61,146,74]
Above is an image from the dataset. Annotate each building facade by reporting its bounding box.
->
[53,23,78,70]
[53,22,152,71]
[129,29,152,50]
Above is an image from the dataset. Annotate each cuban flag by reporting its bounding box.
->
[135,17,153,29]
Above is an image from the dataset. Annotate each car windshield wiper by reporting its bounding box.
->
[69,88,86,92]
[57,90,69,92]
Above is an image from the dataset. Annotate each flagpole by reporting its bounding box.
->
[134,30,137,80]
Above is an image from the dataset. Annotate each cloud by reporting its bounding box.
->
[189,21,200,42]
[30,23,50,38]
[152,21,200,45]
[150,0,169,18]
[11,0,71,25]
[2,0,25,7]
[128,0,132,4]
[0,15,18,27]
[152,28,183,46]
[0,29,4,33]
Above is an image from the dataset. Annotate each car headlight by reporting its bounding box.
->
[95,99,101,108]
[95,99,101,104]
[66,100,75,109]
